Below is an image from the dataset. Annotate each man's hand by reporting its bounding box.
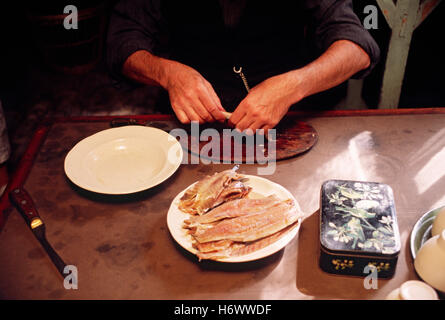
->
[163,61,227,124]
[122,50,227,124]
[229,73,301,134]
[229,40,370,133]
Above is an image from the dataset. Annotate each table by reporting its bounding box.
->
[1,109,445,299]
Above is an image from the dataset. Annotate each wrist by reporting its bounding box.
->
[123,50,176,89]
[148,55,172,90]
[278,70,308,106]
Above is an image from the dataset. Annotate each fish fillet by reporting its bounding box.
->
[193,239,233,253]
[186,221,218,235]
[196,221,300,261]
[193,199,299,243]
[184,195,282,227]
[178,168,251,215]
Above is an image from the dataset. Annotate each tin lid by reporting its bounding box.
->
[320,180,401,257]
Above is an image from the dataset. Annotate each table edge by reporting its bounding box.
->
[1,107,444,230]
[50,107,445,123]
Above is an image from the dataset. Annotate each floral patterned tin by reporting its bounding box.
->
[319,180,401,278]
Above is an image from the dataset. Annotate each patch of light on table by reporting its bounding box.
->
[289,131,381,213]
[348,131,380,181]
[409,128,445,164]
[347,131,371,181]
[290,132,370,215]
[414,145,445,195]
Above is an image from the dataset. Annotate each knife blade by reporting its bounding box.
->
[9,187,67,277]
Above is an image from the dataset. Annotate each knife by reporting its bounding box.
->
[9,187,67,277]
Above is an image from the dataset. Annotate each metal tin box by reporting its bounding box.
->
[319,180,401,278]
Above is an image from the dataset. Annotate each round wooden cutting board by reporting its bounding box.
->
[181,117,318,163]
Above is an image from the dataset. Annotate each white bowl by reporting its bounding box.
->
[432,207,445,237]
[399,280,438,300]
[414,230,445,292]
[386,280,438,300]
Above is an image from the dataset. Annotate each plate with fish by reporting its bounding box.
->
[167,167,303,262]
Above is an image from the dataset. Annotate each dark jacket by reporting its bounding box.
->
[107,0,380,110]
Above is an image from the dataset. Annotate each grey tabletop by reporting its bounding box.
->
[1,113,445,299]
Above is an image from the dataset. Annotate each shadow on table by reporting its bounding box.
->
[137,218,284,299]
[296,210,390,299]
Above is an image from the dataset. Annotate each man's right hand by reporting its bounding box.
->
[163,61,227,124]
[122,50,227,124]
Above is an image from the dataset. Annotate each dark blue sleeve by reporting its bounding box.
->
[106,0,167,79]
[303,0,380,78]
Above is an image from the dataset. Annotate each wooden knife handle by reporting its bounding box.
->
[9,187,42,227]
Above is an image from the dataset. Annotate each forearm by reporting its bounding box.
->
[123,50,226,123]
[282,40,371,104]
[122,50,171,88]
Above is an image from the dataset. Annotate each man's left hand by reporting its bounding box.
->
[228,74,301,134]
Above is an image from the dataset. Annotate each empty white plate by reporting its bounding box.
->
[64,126,183,194]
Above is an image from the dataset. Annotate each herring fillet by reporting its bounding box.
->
[196,221,300,261]
[184,195,282,227]
[178,169,250,215]
[193,199,299,243]
[177,170,302,261]
[186,221,218,235]
[193,239,233,253]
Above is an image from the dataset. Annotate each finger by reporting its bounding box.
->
[175,108,190,124]
[201,90,227,122]
[236,115,255,132]
[248,120,265,133]
[204,82,225,112]
[193,98,215,123]
[184,90,213,123]
[198,94,224,122]
[183,105,206,124]
[228,104,247,127]
[195,80,225,122]
[171,102,190,124]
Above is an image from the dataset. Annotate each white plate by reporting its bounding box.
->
[167,175,302,262]
[64,126,183,194]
